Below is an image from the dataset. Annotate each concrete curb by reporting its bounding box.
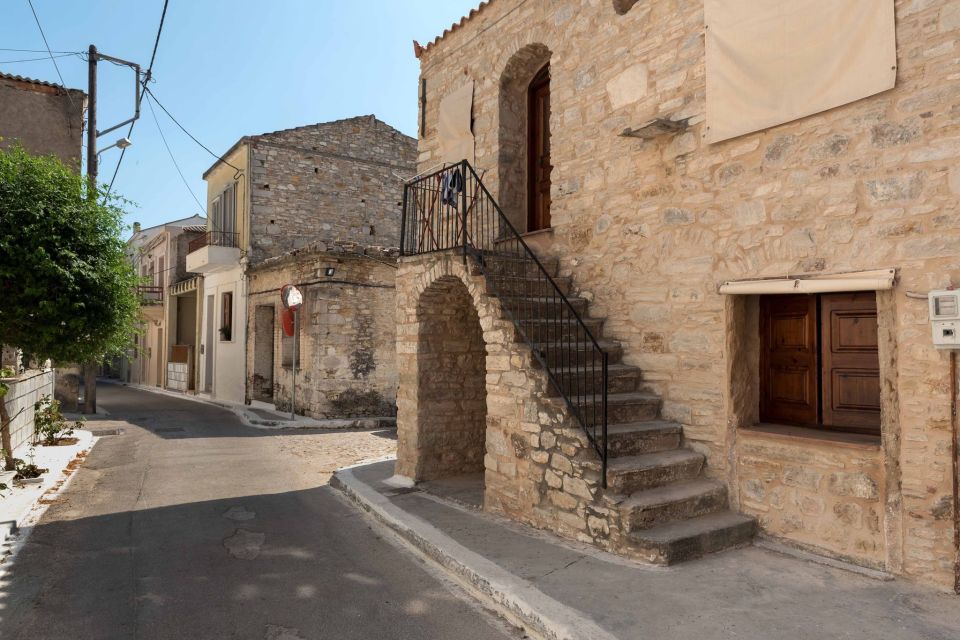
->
[99,380,396,431]
[331,464,619,640]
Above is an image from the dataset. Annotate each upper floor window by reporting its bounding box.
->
[210,182,238,238]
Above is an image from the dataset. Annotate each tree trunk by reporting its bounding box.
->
[83,361,97,414]
[0,393,15,471]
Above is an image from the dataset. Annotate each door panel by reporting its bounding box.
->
[527,65,551,232]
[821,293,880,432]
[760,295,819,425]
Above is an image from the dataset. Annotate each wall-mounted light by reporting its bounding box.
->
[324,267,336,277]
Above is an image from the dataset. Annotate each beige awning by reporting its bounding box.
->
[437,81,475,164]
[719,268,896,295]
[704,0,897,144]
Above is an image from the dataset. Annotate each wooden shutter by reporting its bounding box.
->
[820,292,880,433]
[760,294,818,425]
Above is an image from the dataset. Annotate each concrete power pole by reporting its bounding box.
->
[83,44,98,415]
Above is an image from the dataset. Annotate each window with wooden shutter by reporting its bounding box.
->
[220,291,233,341]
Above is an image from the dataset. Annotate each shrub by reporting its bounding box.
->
[33,395,82,446]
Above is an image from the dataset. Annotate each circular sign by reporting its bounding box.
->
[281,284,303,310]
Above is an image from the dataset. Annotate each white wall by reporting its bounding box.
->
[2,369,55,452]
[200,265,246,404]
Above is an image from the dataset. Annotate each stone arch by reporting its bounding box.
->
[405,273,488,483]
[497,43,552,232]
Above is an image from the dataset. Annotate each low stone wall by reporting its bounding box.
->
[736,431,886,568]
[167,362,189,392]
[1,369,55,452]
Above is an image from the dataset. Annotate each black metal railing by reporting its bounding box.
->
[401,160,609,486]
[137,284,163,303]
[188,230,239,253]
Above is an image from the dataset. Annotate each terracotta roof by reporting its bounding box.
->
[0,70,84,94]
[413,1,494,58]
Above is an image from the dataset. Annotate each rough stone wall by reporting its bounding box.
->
[0,75,85,168]
[416,0,960,589]
[245,243,398,418]
[247,116,416,264]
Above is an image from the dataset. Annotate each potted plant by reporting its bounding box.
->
[219,325,232,341]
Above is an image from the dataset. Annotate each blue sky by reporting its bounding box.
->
[1,0,478,230]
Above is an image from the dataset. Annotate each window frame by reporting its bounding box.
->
[220,291,233,342]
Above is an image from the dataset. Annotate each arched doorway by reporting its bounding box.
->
[411,276,488,499]
[498,44,552,233]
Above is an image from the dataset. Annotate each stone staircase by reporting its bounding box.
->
[482,251,756,564]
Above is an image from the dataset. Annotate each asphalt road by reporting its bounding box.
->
[0,383,517,640]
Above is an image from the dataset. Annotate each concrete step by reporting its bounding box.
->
[627,511,757,565]
[620,479,728,531]
[518,316,604,342]
[606,420,681,458]
[605,391,661,424]
[547,363,641,397]
[606,448,704,494]
[532,339,623,368]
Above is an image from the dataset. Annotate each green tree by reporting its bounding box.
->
[0,144,139,469]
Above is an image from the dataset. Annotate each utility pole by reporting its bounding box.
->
[83,44,98,415]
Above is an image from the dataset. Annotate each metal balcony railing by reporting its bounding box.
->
[137,285,163,303]
[187,231,239,253]
[401,160,609,485]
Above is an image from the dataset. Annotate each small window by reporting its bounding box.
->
[419,77,427,137]
[220,292,233,341]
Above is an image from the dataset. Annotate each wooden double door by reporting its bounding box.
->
[760,292,881,434]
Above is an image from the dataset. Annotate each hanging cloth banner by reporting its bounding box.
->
[704,0,897,144]
[437,80,475,164]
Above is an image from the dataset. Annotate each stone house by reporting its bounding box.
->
[395,0,960,592]
[190,115,416,409]
[123,216,206,388]
[245,242,399,418]
[0,71,86,168]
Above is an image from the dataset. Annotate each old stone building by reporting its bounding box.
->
[246,242,398,418]
[395,0,960,592]
[189,115,415,409]
[0,71,85,167]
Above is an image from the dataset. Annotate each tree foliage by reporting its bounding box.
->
[0,144,139,364]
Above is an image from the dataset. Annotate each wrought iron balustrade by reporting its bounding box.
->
[137,284,163,303]
[401,160,609,485]
[187,230,239,253]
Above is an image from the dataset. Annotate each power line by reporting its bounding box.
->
[0,47,78,54]
[0,52,80,64]
[144,86,243,176]
[146,92,206,215]
[26,0,78,118]
[106,0,169,196]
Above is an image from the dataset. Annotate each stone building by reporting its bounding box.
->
[0,71,86,167]
[189,115,416,408]
[395,0,960,592]
[122,216,206,388]
[246,242,398,418]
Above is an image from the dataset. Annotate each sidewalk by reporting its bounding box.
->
[334,459,960,640]
[100,379,395,430]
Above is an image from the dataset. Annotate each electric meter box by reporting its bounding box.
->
[928,289,960,349]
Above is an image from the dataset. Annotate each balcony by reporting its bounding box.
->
[137,285,164,304]
[186,231,241,274]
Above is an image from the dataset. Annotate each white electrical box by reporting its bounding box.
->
[929,289,960,349]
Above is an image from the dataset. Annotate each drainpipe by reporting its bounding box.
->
[951,351,959,594]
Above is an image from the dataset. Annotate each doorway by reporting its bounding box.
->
[760,292,880,434]
[204,294,214,393]
[253,305,275,401]
[527,64,551,232]
[156,328,163,387]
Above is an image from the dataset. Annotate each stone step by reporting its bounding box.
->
[485,273,573,296]
[518,316,604,343]
[494,294,589,317]
[479,252,560,278]
[620,479,728,531]
[605,391,661,424]
[606,420,682,458]
[532,339,623,368]
[605,448,704,494]
[546,363,641,396]
[627,511,757,565]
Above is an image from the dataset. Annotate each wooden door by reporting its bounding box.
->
[527,65,551,232]
[821,292,880,432]
[760,295,819,425]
